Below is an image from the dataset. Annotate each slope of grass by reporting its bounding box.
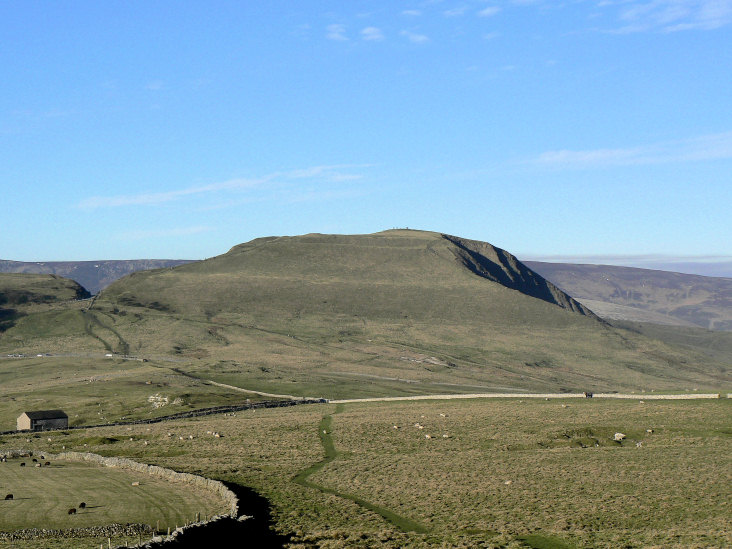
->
[1,231,729,399]
[0,458,227,531]
[527,261,732,331]
[0,356,271,430]
[611,320,732,364]
[2,398,728,548]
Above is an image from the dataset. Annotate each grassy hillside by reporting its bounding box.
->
[2,397,728,548]
[0,356,272,430]
[0,457,226,532]
[0,273,91,334]
[0,231,728,403]
[0,259,193,295]
[85,230,728,396]
[526,261,732,331]
[611,320,732,364]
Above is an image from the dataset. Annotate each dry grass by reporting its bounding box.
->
[2,398,728,548]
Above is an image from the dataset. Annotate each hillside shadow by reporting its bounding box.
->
[141,482,291,548]
[223,482,292,548]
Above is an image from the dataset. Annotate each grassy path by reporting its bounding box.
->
[293,404,428,534]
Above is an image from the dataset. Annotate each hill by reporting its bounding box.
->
[525,261,732,331]
[0,273,91,333]
[87,230,727,396]
[0,259,193,295]
[0,231,728,404]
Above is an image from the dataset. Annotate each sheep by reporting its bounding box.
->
[32,458,37,463]
[68,508,76,515]
[35,463,41,468]
[4,494,12,500]
[44,462,50,466]
[614,432,626,442]
[79,502,86,509]
[20,462,25,467]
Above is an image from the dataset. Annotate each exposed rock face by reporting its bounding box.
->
[443,234,597,317]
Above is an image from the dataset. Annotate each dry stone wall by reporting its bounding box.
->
[1,397,326,436]
[0,523,152,542]
[53,451,238,518]
[0,449,241,546]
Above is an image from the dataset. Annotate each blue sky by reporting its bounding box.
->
[2,1,731,273]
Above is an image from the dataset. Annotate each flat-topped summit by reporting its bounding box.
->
[99,230,596,323]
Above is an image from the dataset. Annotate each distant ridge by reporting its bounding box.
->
[0,259,195,295]
[526,261,732,331]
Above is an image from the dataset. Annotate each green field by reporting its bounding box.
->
[0,455,228,548]
[2,397,728,548]
[1,232,730,547]
[0,356,273,430]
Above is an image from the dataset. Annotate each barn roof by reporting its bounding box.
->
[22,410,68,420]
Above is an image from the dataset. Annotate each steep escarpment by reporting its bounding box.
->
[443,235,596,318]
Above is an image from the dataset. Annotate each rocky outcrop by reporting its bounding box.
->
[442,234,598,317]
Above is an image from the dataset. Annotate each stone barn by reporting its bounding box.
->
[16,410,68,431]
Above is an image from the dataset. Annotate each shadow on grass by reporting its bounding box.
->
[519,533,574,549]
[135,482,291,548]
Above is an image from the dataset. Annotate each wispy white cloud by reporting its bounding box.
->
[326,24,348,41]
[444,6,469,17]
[361,26,385,41]
[401,30,430,43]
[477,6,501,17]
[534,131,732,168]
[79,178,264,209]
[79,165,370,210]
[607,0,732,33]
[402,9,422,16]
[282,164,370,182]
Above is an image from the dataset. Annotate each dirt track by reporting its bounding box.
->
[329,392,724,404]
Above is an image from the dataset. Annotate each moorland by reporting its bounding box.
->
[0,229,730,548]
